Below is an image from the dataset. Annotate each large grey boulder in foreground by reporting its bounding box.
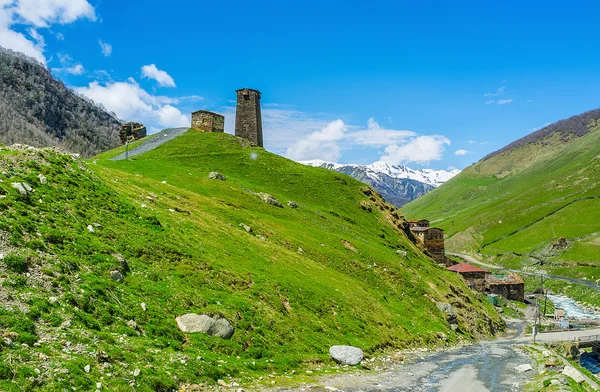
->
[176,314,234,339]
[329,345,364,365]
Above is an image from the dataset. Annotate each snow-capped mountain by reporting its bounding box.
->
[302,160,460,187]
[300,160,460,207]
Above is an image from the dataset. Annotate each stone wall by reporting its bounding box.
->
[422,228,445,263]
[461,272,487,291]
[487,282,524,302]
[235,88,263,147]
[119,122,146,144]
[191,111,224,133]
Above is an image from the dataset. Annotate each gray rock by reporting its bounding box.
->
[210,317,235,339]
[127,320,137,329]
[257,192,283,208]
[110,270,124,282]
[22,182,32,192]
[396,250,408,257]
[87,225,95,233]
[208,172,226,181]
[175,314,234,339]
[239,223,253,233]
[12,182,27,196]
[329,345,364,366]
[38,174,47,185]
[287,201,298,208]
[436,302,458,324]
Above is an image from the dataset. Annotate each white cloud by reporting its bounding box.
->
[484,86,506,97]
[484,100,495,105]
[0,0,95,63]
[380,135,451,165]
[98,39,112,57]
[52,52,84,74]
[286,120,347,161]
[75,78,190,130]
[348,117,415,147]
[497,99,513,105]
[454,149,469,156]
[141,64,176,87]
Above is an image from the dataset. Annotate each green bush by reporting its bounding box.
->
[3,254,28,273]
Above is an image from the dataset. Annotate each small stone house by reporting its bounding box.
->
[486,273,525,302]
[446,263,488,291]
[408,219,446,262]
[191,110,224,133]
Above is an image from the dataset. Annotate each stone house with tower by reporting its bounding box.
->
[408,219,445,263]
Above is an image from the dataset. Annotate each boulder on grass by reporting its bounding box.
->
[176,314,234,339]
[329,345,364,366]
[208,172,226,181]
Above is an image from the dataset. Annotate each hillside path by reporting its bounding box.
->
[110,127,189,161]
[448,252,600,290]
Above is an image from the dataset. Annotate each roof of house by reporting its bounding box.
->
[410,226,444,232]
[486,273,524,284]
[446,263,487,273]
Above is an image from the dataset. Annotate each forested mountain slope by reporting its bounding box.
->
[0,47,120,156]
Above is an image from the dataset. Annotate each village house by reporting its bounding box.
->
[446,263,488,291]
[446,263,525,302]
[408,219,446,263]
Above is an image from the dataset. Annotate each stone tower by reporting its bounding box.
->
[191,110,225,133]
[235,88,263,147]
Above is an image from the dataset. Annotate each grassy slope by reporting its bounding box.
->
[0,132,501,391]
[402,125,600,283]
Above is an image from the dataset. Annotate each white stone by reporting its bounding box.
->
[562,365,585,384]
[87,225,95,233]
[514,364,533,373]
[84,364,90,373]
[329,345,364,366]
[141,303,147,312]
[133,368,140,377]
[38,174,47,184]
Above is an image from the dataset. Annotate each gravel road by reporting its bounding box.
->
[110,127,189,161]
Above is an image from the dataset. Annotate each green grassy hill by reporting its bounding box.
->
[403,113,600,283]
[0,131,500,391]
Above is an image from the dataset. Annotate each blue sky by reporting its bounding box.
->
[1,0,600,170]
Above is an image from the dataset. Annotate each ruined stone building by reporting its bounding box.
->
[408,219,445,262]
[446,263,488,291]
[486,273,525,302]
[191,110,224,133]
[235,88,263,147]
[119,122,146,144]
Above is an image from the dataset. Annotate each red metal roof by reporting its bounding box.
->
[446,263,487,273]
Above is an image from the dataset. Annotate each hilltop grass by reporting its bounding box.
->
[0,133,502,391]
[403,125,600,284]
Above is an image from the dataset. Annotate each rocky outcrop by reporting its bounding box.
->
[257,192,283,208]
[329,345,364,366]
[175,314,234,339]
[208,172,226,181]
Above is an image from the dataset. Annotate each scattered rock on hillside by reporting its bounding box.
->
[12,182,28,196]
[38,174,47,184]
[396,250,408,257]
[239,223,253,233]
[287,201,298,208]
[22,182,32,192]
[257,192,283,208]
[552,237,568,249]
[110,270,124,282]
[141,303,147,312]
[436,302,458,324]
[208,172,226,181]
[329,345,364,365]
[87,225,95,233]
[562,365,585,384]
[175,314,234,339]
